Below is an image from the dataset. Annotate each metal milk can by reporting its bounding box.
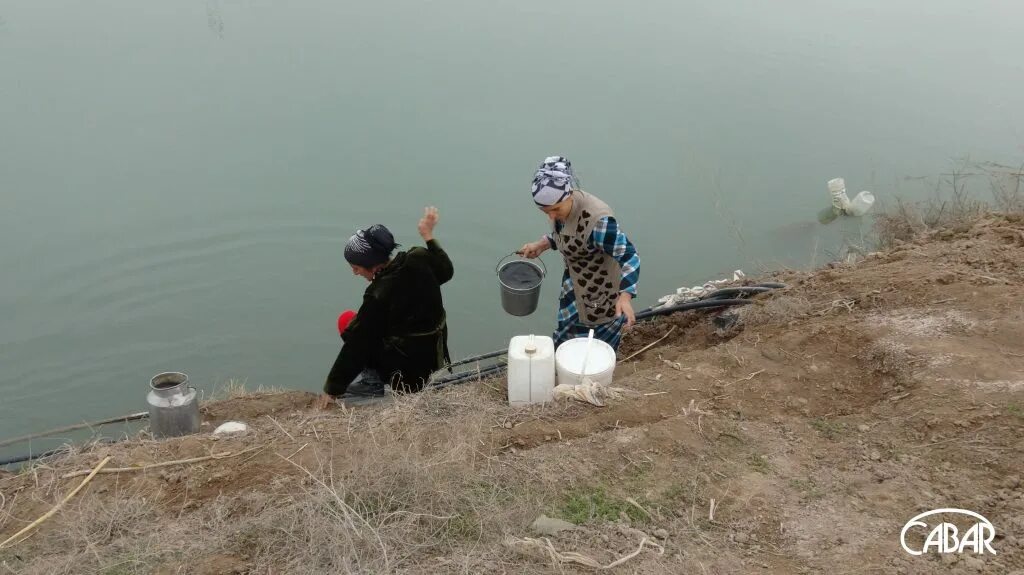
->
[147,371,200,438]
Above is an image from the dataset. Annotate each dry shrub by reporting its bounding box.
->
[874,159,1024,249]
[987,161,1024,213]
[233,386,549,574]
[874,195,988,249]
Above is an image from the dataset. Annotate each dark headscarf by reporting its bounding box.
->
[344,224,398,268]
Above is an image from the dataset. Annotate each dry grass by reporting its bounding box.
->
[3,488,185,575]
[235,389,545,573]
[0,383,594,574]
[208,378,283,401]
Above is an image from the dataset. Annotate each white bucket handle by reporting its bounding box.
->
[578,329,595,384]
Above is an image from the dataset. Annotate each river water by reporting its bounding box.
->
[2,0,1022,447]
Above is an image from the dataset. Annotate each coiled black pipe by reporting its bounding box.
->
[436,284,785,387]
[435,297,761,387]
[635,298,752,321]
[700,286,774,300]
[635,282,785,316]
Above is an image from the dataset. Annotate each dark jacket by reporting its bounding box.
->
[325,239,453,395]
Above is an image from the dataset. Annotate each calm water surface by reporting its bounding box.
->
[2,0,1022,450]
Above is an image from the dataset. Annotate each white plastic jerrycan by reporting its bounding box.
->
[847,191,875,216]
[507,334,556,406]
[827,178,875,217]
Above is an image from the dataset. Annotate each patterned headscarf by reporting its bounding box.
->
[344,224,397,268]
[531,155,579,206]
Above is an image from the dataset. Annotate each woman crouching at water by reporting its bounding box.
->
[316,207,453,409]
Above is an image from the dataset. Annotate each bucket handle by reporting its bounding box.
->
[496,252,547,278]
[579,329,595,384]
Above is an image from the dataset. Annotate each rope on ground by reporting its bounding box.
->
[59,447,262,479]
[506,535,664,569]
[0,456,111,549]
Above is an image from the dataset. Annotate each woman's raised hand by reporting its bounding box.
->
[418,206,439,241]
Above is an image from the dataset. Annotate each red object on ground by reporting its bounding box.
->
[337,310,357,335]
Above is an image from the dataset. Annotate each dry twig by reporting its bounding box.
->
[60,447,261,479]
[265,415,296,440]
[723,369,766,387]
[625,497,654,519]
[507,536,664,569]
[1,457,111,549]
[620,326,677,363]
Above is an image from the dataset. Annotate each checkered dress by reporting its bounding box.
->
[545,216,640,350]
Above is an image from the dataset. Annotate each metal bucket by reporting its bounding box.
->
[147,372,200,439]
[497,253,546,316]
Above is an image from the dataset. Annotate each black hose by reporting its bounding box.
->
[445,349,507,369]
[636,298,752,321]
[1,437,121,467]
[432,364,507,388]
[0,444,81,467]
[0,411,148,449]
[435,288,782,386]
[700,286,774,300]
[0,446,69,467]
[634,282,785,316]
[435,299,760,387]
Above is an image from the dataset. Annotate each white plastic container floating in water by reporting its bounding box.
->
[507,334,556,406]
[555,331,616,387]
[828,178,852,212]
[847,190,875,216]
[497,253,547,316]
[824,178,875,219]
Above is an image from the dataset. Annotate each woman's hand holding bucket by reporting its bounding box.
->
[517,237,550,259]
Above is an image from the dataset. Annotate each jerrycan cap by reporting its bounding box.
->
[525,334,537,354]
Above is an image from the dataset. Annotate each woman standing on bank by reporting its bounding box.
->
[316,207,453,408]
[517,156,640,350]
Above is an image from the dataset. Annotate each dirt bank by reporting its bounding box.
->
[2,215,1024,574]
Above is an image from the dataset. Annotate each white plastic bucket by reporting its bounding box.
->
[555,336,616,387]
